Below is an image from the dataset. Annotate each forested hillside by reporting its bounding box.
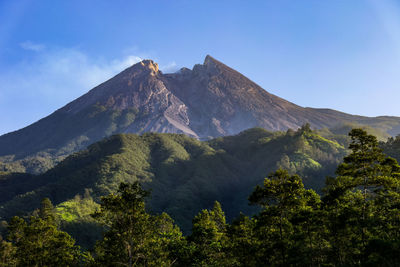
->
[1,129,400,266]
[0,126,346,238]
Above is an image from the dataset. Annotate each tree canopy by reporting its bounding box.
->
[1,128,400,266]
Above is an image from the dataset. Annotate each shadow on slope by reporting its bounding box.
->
[0,127,347,234]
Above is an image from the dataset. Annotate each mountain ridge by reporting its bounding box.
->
[1,55,399,173]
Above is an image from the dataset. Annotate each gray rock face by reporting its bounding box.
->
[163,55,400,138]
[54,55,345,140]
[60,59,197,137]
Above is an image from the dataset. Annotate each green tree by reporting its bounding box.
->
[323,128,400,265]
[381,134,400,162]
[5,198,81,266]
[189,201,232,266]
[226,214,259,267]
[38,197,56,223]
[92,182,184,266]
[249,169,323,266]
[0,235,16,267]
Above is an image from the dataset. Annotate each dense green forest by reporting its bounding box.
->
[0,126,348,238]
[1,128,400,266]
[0,105,141,174]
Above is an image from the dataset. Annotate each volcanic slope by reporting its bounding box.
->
[0,55,399,173]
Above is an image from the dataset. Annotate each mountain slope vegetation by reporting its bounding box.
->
[2,129,400,266]
[0,127,347,234]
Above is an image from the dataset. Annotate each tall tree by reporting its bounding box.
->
[0,235,16,267]
[38,197,56,223]
[323,128,400,265]
[226,214,259,267]
[92,182,184,266]
[249,169,323,266]
[189,201,233,266]
[5,198,81,266]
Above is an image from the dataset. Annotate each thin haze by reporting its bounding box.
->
[0,0,400,135]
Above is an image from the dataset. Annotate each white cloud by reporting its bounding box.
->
[0,46,144,134]
[1,47,143,98]
[0,44,182,134]
[160,61,178,73]
[20,40,45,51]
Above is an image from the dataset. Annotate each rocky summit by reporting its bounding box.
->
[1,55,400,173]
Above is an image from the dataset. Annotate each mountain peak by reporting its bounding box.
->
[139,59,159,73]
[125,59,159,76]
[191,55,226,75]
[204,54,217,64]
[203,55,226,68]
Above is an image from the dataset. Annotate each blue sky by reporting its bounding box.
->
[1,0,400,135]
